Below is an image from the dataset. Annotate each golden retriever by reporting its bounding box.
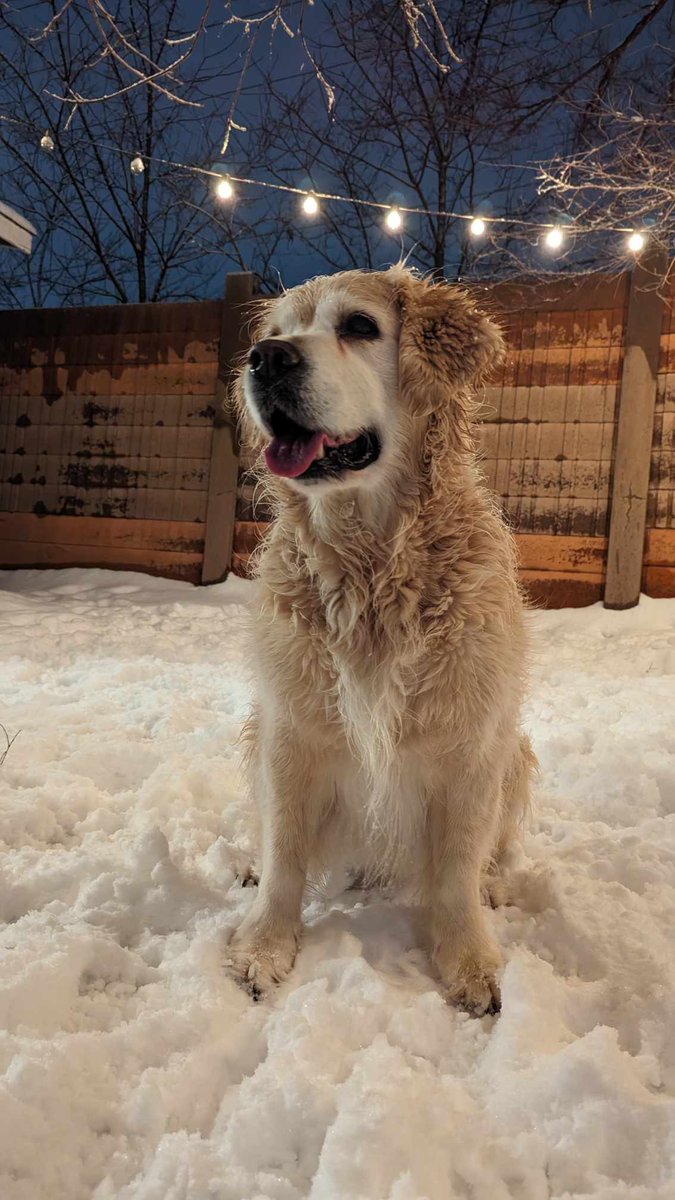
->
[227,266,534,1016]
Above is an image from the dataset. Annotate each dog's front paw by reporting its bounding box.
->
[437,946,502,1017]
[225,926,299,1001]
[446,966,501,1017]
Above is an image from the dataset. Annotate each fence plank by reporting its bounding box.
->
[1,483,208,521]
[475,273,629,314]
[645,527,675,565]
[521,570,604,608]
[0,513,204,552]
[604,256,667,608]
[0,454,210,491]
[0,538,201,581]
[0,299,222,338]
[643,565,675,597]
[517,533,607,573]
[201,273,255,585]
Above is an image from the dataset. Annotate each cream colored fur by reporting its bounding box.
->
[227,266,534,1016]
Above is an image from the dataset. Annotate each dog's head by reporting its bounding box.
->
[239,266,503,495]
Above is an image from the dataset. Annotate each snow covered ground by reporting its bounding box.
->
[0,568,674,1200]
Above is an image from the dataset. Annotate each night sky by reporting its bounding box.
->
[0,1,670,304]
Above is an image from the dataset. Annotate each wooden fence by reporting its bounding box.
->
[1,267,674,606]
[0,274,252,584]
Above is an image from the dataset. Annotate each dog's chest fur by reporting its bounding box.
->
[274,559,450,771]
[257,504,515,802]
[303,600,431,848]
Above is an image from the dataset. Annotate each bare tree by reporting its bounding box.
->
[538,6,675,277]
[231,0,673,283]
[13,3,463,133]
[1,1,671,303]
[0,0,284,306]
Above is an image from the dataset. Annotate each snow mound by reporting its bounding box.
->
[0,569,674,1199]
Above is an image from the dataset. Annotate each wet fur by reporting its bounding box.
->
[227,267,535,1015]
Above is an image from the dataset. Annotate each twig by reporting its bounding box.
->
[0,724,21,768]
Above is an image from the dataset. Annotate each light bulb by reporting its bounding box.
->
[40,131,54,153]
[627,231,645,253]
[302,193,319,215]
[469,217,486,237]
[216,177,234,201]
[385,208,402,232]
[545,226,564,249]
[130,156,145,175]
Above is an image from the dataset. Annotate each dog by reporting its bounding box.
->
[227,266,534,1016]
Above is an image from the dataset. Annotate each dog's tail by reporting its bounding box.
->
[495,732,538,859]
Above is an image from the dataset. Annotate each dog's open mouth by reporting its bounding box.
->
[264,409,381,480]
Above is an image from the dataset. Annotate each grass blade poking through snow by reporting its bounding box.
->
[0,723,20,767]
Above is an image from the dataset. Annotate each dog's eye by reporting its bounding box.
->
[340,313,380,340]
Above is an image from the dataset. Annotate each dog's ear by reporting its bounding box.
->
[393,271,504,413]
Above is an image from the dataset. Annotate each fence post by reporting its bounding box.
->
[603,254,666,609]
[201,272,255,585]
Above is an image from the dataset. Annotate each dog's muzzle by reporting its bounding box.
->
[246,338,381,482]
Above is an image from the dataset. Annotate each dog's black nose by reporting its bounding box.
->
[248,338,302,384]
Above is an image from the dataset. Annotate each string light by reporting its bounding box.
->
[627,231,646,253]
[18,115,662,259]
[544,226,564,250]
[215,177,234,200]
[301,193,319,215]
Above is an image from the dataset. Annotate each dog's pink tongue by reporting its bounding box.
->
[265,431,325,478]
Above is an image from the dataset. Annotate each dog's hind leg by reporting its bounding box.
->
[498,732,536,853]
[482,733,537,908]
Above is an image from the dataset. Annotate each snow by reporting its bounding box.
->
[0,568,674,1200]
